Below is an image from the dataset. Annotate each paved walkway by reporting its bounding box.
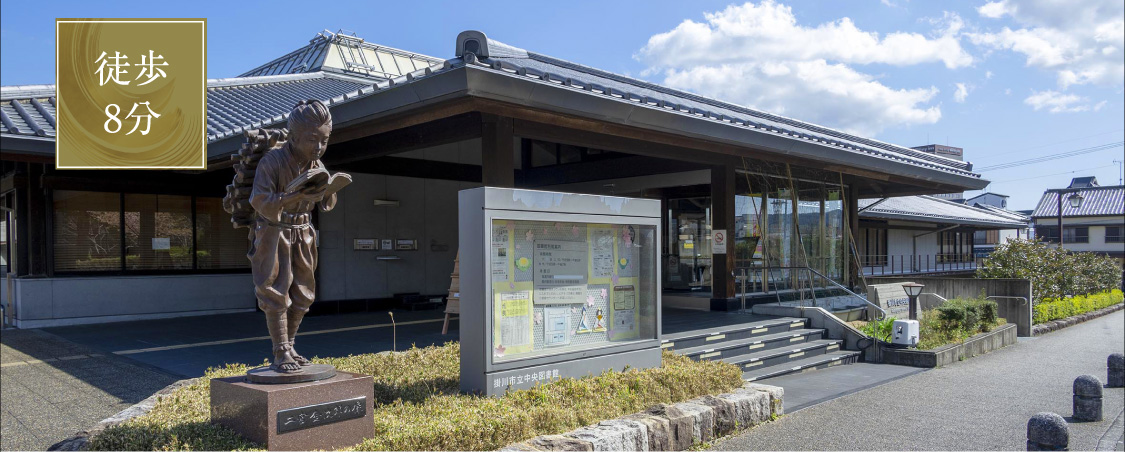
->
[42,308,455,377]
[714,310,1125,451]
[0,329,179,451]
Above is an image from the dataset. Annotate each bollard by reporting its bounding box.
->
[1027,412,1068,451]
[1072,375,1103,422]
[1109,353,1124,388]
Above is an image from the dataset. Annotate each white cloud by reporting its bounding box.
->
[1004,88,1012,95]
[1023,90,1099,113]
[636,1,959,136]
[638,1,973,69]
[985,70,993,79]
[954,83,971,102]
[969,0,1124,89]
[977,1,1014,19]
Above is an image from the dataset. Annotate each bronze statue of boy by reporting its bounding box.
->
[248,100,346,372]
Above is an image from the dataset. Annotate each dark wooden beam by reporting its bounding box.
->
[43,170,232,197]
[517,155,708,187]
[336,156,482,182]
[481,114,514,187]
[26,163,48,276]
[711,164,736,303]
[325,112,482,167]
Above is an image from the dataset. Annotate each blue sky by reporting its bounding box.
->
[2,0,1122,210]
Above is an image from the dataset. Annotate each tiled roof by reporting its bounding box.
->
[240,30,444,80]
[205,72,373,141]
[1031,185,1124,218]
[0,73,379,143]
[859,195,1028,228]
[1,85,57,138]
[482,48,975,176]
[0,29,987,182]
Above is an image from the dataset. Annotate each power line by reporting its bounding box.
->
[978,128,1125,159]
[987,163,1117,184]
[977,141,1124,171]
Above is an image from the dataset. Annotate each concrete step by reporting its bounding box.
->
[742,350,862,382]
[661,317,807,351]
[675,329,825,361]
[723,339,842,371]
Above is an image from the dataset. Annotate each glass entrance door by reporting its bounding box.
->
[664,197,711,291]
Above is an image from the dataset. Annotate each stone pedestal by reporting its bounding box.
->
[1072,375,1103,422]
[210,371,374,451]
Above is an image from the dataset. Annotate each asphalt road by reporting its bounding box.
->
[714,310,1125,451]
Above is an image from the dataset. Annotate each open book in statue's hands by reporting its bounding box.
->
[285,167,352,198]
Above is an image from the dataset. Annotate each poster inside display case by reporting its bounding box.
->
[459,187,662,396]
[488,219,658,363]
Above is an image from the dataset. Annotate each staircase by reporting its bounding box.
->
[663,315,861,382]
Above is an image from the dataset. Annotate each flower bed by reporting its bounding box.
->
[86,343,744,451]
[1033,289,1124,325]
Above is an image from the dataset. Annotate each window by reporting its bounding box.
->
[53,190,249,273]
[1063,227,1089,243]
[859,228,887,267]
[196,197,252,269]
[125,194,194,270]
[1038,226,1059,243]
[939,231,973,262]
[53,191,122,272]
[1107,226,1123,243]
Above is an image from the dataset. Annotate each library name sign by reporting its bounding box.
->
[458,187,663,396]
[56,18,206,169]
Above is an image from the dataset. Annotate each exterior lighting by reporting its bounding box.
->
[1068,193,1084,209]
[902,282,924,320]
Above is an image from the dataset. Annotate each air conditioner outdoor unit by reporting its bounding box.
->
[891,319,919,347]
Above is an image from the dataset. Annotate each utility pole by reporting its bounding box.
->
[1114,159,1123,185]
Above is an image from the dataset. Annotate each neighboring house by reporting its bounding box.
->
[857,195,1029,276]
[1030,177,1125,266]
[964,192,1031,257]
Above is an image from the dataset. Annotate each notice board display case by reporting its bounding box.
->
[459,187,662,396]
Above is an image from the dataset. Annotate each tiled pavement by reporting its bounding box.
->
[0,329,179,451]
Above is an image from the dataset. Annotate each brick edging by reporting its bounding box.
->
[501,383,784,451]
[1031,302,1124,336]
[48,377,199,451]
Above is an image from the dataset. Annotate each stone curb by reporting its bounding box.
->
[501,382,783,451]
[1031,302,1124,337]
[48,377,199,451]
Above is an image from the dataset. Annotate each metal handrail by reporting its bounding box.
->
[804,267,887,321]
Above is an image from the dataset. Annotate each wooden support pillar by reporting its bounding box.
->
[26,163,48,277]
[710,164,737,310]
[481,114,514,188]
[846,183,861,290]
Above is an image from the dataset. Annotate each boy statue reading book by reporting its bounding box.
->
[249,99,350,372]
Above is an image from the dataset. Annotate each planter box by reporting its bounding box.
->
[877,323,1017,368]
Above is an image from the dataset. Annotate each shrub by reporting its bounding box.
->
[918,297,1004,350]
[860,316,896,341]
[976,238,1122,300]
[1032,289,1124,324]
[87,343,744,451]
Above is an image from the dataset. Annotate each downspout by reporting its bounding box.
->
[913,224,960,273]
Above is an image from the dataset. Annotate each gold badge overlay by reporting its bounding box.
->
[56,19,206,169]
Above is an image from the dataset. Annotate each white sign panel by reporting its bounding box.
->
[534,240,588,304]
[151,237,170,250]
[711,229,727,255]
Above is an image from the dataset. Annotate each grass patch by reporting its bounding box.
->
[1033,289,1123,324]
[88,343,744,451]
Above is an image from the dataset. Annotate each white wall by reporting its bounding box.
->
[1033,216,1125,254]
[10,274,255,328]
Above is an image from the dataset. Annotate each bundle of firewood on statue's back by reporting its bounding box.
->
[222,128,288,229]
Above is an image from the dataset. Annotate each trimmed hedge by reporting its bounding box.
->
[87,343,744,451]
[1033,289,1124,324]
